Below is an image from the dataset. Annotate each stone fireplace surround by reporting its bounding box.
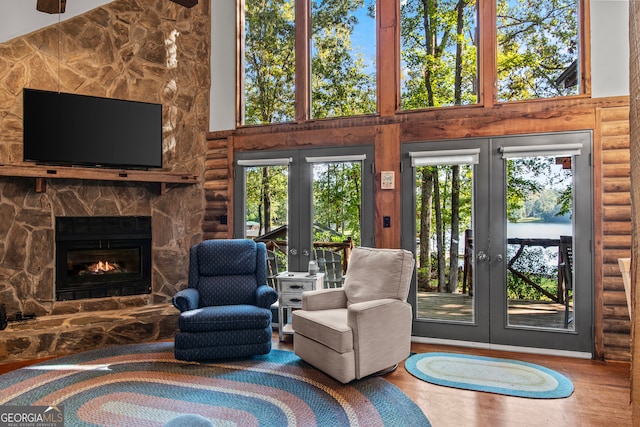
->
[0,178,200,364]
[0,0,210,363]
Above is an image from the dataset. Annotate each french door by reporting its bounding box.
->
[401,132,593,354]
[234,146,374,273]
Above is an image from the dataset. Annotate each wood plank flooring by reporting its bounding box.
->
[0,335,632,426]
[274,336,632,427]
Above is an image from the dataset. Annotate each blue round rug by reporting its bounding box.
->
[0,342,430,426]
[405,352,573,399]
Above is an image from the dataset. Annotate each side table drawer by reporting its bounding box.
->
[280,292,304,307]
[280,280,315,293]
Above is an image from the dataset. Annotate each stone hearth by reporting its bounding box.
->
[1,301,179,364]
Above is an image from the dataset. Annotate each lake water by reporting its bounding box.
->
[507,222,572,239]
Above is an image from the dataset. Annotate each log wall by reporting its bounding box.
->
[206,96,632,361]
[596,106,632,361]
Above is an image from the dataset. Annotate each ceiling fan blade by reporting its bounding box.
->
[36,0,67,14]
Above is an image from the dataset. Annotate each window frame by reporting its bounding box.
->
[237,0,589,127]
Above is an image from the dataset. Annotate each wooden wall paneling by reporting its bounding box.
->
[232,125,378,152]
[203,137,231,239]
[630,2,640,415]
[597,105,632,361]
[374,124,401,248]
[226,135,235,238]
[399,103,598,142]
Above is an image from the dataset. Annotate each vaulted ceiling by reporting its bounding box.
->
[0,1,111,43]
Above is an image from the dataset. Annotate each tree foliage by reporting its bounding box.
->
[312,0,376,118]
[497,0,579,101]
[244,0,295,124]
[312,162,362,244]
[245,166,288,234]
[244,0,376,124]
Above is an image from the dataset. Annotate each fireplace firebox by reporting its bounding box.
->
[55,216,152,301]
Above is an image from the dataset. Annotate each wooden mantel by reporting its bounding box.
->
[0,164,199,195]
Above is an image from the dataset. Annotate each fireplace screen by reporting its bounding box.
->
[56,216,152,301]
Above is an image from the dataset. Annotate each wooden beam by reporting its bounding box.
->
[36,0,66,14]
[169,0,198,8]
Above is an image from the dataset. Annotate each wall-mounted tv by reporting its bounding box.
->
[23,88,162,169]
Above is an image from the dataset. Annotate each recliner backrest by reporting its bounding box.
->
[188,239,267,307]
[344,247,415,305]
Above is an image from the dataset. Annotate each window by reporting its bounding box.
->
[240,0,584,124]
[311,0,376,119]
[242,0,377,125]
[496,0,580,101]
[400,0,479,110]
[243,0,296,125]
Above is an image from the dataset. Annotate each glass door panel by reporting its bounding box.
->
[504,155,574,330]
[310,158,363,287]
[413,163,475,323]
[236,147,374,280]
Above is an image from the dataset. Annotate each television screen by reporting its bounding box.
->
[23,88,162,169]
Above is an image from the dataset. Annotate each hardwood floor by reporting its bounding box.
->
[274,336,632,427]
[0,336,632,426]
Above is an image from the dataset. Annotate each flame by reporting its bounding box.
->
[90,261,117,274]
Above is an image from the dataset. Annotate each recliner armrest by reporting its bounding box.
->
[173,288,200,312]
[302,288,347,311]
[347,299,411,348]
[256,284,278,308]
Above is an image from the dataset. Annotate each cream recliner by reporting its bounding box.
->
[291,247,415,383]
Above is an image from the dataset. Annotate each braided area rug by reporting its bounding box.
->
[0,342,429,426]
[405,352,573,399]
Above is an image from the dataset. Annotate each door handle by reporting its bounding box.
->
[494,254,504,262]
[289,248,298,256]
[477,251,489,262]
[302,249,310,257]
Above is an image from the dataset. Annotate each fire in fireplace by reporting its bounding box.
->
[55,216,152,301]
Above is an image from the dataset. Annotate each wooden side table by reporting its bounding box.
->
[276,272,324,341]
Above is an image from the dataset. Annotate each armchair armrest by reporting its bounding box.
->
[256,284,278,308]
[302,288,347,311]
[347,299,412,378]
[173,288,200,312]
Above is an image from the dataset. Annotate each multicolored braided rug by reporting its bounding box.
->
[0,342,430,426]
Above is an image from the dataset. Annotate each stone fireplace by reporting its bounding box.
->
[55,216,152,301]
[0,1,210,363]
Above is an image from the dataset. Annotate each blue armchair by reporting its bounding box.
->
[172,239,278,361]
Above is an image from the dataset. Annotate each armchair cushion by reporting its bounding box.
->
[178,305,272,333]
[344,247,414,305]
[196,239,257,276]
[292,308,353,353]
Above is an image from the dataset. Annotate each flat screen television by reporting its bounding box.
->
[23,88,162,169]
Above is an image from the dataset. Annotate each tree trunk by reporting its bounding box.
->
[420,168,434,270]
[263,167,271,233]
[434,166,446,292]
[448,165,461,292]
